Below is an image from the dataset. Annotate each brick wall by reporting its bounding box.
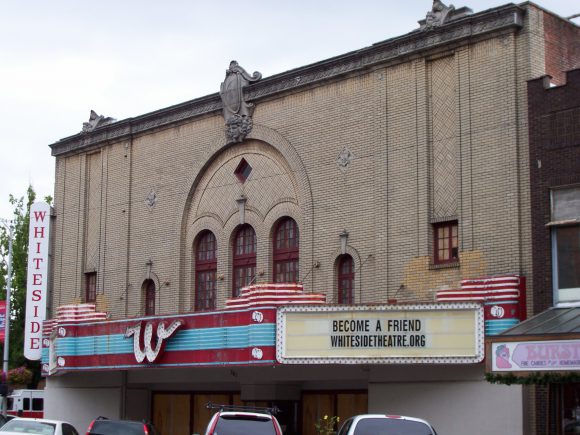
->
[528,68,580,314]
[543,11,580,85]
[47,4,576,336]
[528,66,580,435]
[51,29,538,321]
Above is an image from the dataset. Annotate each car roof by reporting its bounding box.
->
[350,414,432,425]
[94,419,143,423]
[92,419,150,428]
[8,417,71,425]
[217,411,274,418]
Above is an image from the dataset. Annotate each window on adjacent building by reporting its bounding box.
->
[433,221,459,264]
[143,279,155,315]
[337,255,355,304]
[85,272,96,303]
[233,225,257,297]
[195,231,217,311]
[550,187,580,304]
[273,218,299,283]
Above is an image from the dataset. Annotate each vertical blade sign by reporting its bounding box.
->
[0,300,5,343]
[25,202,50,360]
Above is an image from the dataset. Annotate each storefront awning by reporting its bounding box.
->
[485,306,580,384]
[498,306,580,336]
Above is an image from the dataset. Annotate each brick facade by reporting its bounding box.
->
[50,4,546,320]
[528,68,580,314]
[46,4,579,434]
[543,11,580,85]
[528,68,580,434]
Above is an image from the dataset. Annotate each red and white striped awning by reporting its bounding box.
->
[226,283,326,309]
[436,275,522,302]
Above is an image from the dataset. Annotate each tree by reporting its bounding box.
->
[0,186,52,385]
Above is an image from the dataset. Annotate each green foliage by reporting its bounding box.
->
[314,415,340,435]
[0,186,41,377]
[485,371,580,385]
[1,366,33,386]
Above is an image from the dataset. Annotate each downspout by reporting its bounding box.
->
[124,123,134,316]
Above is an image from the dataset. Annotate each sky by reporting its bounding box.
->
[0,0,578,219]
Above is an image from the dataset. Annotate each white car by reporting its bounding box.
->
[204,403,283,435]
[0,418,80,435]
[337,414,437,435]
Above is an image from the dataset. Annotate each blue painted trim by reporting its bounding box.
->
[55,324,276,357]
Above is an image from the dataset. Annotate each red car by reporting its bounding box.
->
[86,417,160,435]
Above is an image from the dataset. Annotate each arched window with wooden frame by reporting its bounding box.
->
[143,279,156,315]
[195,231,217,311]
[233,225,257,297]
[273,217,299,283]
[337,255,355,304]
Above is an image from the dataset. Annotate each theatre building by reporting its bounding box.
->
[40,2,579,435]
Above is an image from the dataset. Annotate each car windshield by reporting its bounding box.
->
[0,420,56,435]
[354,418,434,435]
[90,421,145,435]
[214,414,276,435]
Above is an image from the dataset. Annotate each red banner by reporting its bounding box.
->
[0,300,6,343]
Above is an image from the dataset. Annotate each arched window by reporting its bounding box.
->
[233,225,257,297]
[337,255,355,304]
[273,218,299,283]
[195,231,217,311]
[143,279,156,315]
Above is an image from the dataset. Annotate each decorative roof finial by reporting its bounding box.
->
[219,61,262,144]
[82,110,116,133]
[419,1,472,31]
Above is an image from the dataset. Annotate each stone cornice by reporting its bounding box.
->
[50,4,524,157]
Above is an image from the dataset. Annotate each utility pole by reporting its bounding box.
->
[0,219,13,416]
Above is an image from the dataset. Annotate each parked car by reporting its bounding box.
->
[0,415,14,428]
[86,417,159,435]
[0,417,80,435]
[337,413,437,435]
[204,403,283,435]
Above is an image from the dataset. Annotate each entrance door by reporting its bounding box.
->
[301,392,367,435]
[192,393,231,435]
[153,393,191,435]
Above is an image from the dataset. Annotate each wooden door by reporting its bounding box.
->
[302,392,367,435]
[192,393,230,435]
[336,392,367,426]
[153,393,191,435]
[302,393,335,435]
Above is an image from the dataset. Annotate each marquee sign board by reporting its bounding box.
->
[276,303,484,364]
[42,307,277,374]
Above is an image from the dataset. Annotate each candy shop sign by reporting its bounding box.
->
[25,202,50,360]
[491,340,580,372]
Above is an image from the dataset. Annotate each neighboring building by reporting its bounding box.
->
[488,68,580,434]
[41,2,579,435]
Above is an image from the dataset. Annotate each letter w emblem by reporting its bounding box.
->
[125,319,182,363]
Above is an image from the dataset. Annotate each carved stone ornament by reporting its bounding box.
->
[220,61,262,143]
[125,319,183,363]
[82,110,116,133]
[419,1,472,31]
[145,188,157,209]
[337,146,355,173]
[226,114,253,144]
